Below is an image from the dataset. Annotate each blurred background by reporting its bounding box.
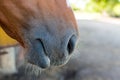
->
[0,0,120,80]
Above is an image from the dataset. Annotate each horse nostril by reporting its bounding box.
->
[67,35,77,54]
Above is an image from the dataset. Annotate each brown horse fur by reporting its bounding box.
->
[0,0,79,75]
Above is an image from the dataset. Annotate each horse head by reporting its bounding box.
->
[0,0,79,73]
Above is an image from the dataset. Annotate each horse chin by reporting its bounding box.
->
[23,62,42,76]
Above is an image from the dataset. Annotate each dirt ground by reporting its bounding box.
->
[1,19,120,80]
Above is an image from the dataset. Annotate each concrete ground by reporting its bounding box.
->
[71,19,120,80]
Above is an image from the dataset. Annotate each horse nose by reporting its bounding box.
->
[67,35,77,55]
